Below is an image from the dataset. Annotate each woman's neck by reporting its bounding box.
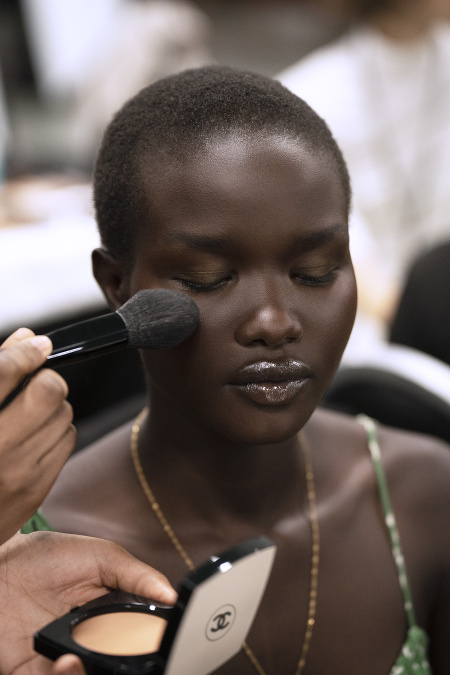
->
[139,406,308,530]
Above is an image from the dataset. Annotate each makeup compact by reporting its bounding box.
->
[34,535,276,674]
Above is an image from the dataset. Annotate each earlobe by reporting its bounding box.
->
[92,248,129,311]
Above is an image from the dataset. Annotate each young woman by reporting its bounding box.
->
[42,66,450,674]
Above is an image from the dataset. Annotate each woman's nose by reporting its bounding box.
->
[235,290,303,348]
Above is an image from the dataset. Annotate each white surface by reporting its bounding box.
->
[165,544,277,675]
[20,0,120,98]
[341,340,450,404]
[279,22,450,296]
[0,214,105,333]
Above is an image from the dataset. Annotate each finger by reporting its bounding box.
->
[0,429,76,544]
[0,372,71,455]
[22,370,70,427]
[20,395,75,458]
[1,405,76,500]
[1,327,35,348]
[0,336,53,403]
[92,539,178,605]
[35,412,77,469]
[25,369,70,417]
[52,654,86,675]
[10,370,70,442]
[0,399,75,512]
[26,419,77,496]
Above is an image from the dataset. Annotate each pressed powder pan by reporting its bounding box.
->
[72,608,168,655]
[34,535,276,675]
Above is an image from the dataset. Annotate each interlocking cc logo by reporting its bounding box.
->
[206,604,236,641]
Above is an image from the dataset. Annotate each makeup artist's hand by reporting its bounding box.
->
[0,328,76,545]
[0,531,177,674]
[51,654,86,675]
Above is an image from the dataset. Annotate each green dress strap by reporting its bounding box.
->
[357,414,432,675]
[20,510,53,534]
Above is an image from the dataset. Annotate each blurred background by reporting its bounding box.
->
[0,0,349,175]
[1,0,450,443]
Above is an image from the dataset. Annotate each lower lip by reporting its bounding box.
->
[231,380,307,405]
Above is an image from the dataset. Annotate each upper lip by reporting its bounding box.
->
[229,360,311,385]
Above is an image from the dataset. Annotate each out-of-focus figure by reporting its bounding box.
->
[21,0,212,167]
[389,239,450,367]
[279,0,450,336]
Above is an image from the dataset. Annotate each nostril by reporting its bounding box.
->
[235,299,303,348]
[246,332,301,349]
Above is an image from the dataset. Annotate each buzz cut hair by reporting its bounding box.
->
[93,65,351,267]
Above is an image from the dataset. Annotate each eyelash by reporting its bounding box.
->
[176,268,339,293]
[293,269,339,287]
[176,277,232,293]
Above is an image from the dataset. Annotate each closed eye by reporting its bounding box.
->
[293,268,339,287]
[175,274,234,293]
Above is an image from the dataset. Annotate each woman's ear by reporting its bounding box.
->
[92,248,130,311]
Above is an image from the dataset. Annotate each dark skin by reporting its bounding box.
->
[43,131,450,674]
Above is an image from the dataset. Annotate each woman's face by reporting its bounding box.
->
[123,132,357,446]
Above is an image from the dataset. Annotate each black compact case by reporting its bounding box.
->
[34,535,276,675]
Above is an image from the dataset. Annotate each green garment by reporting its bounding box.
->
[20,510,52,534]
[358,414,432,675]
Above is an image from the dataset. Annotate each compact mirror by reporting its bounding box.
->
[34,535,276,675]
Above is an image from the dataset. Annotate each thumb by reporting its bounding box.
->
[52,654,86,675]
[92,538,178,605]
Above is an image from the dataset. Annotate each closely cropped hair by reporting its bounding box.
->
[93,65,351,267]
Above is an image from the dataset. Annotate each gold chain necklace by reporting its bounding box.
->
[130,407,319,675]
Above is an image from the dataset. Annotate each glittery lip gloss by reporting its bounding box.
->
[229,359,311,405]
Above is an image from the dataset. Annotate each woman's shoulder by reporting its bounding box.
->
[375,419,450,531]
[311,407,450,554]
[312,406,450,485]
[313,405,450,456]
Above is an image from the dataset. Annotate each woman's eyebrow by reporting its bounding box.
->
[162,231,233,252]
[292,223,348,250]
[162,223,347,253]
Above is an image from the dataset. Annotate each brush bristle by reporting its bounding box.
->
[117,289,199,349]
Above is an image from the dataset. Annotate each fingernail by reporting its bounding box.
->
[31,335,52,356]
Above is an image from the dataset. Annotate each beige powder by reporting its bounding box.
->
[72,611,167,655]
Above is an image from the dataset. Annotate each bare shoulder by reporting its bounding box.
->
[312,405,450,491]
[375,420,450,510]
[312,406,450,558]
[377,422,450,550]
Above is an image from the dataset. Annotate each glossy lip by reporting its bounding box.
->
[228,360,311,406]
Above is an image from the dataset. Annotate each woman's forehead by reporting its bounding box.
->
[140,130,346,205]
[135,132,348,254]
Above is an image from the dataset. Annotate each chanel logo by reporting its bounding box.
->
[211,612,231,631]
[206,604,236,641]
